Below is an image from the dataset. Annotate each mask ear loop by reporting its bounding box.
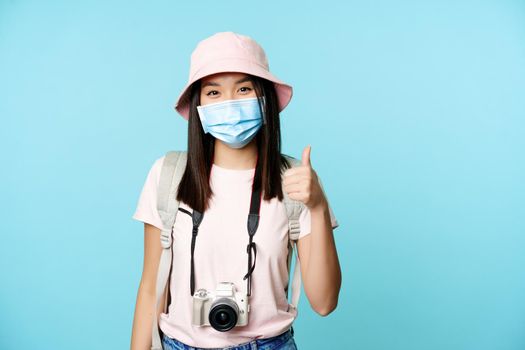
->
[259,95,267,124]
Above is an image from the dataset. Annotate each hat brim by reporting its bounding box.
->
[174,58,293,120]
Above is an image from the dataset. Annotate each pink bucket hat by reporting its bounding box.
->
[174,31,293,120]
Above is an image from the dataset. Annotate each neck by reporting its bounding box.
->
[213,138,258,170]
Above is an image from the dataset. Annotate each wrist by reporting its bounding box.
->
[309,196,328,214]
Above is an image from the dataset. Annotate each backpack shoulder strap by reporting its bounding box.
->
[282,154,304,240]
[152,150,187,350]
[281,153,306,314]
[157,150,188,241]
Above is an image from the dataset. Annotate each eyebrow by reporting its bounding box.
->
[202,76,252,88]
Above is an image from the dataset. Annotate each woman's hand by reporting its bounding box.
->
[283,145,327,211]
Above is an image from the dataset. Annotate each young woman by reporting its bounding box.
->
[130,31,341,350]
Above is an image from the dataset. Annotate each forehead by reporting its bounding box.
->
[200,72,250,83]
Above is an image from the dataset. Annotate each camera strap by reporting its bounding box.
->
[179,155,262,298]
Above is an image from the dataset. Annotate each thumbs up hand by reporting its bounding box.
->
[283,145,327,211]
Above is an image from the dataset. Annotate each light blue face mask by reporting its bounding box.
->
[196,96,266,149]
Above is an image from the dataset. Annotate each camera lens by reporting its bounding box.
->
[209,298,239,332]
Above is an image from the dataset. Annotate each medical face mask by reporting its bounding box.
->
[196,96,266,149]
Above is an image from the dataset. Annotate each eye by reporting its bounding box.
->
[239,86,252,94]
[206,90,219,96]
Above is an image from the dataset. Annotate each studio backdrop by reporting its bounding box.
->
[1,1,524,349]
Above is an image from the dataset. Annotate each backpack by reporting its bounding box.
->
[151,150,305,350]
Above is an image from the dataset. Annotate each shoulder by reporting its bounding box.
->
[281,153,297,161]
[158,150,188,169]
[139,154,167,189]
[147,150,188,183]
[153,154,166,167]
[150,149,189,171]
[281,153,300,168]
[148,154,167,176]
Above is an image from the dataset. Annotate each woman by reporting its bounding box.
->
[130,31,341,350]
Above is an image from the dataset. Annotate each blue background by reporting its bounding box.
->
[1,0,524,349]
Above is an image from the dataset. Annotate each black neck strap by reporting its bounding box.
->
[182,157,262,298]
[189,210,204,297]
[243,170,262,297]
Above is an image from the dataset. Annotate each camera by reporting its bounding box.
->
[192,282,250,332]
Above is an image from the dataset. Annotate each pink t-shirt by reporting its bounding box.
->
[132,155,339,348]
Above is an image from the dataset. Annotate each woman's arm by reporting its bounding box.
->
[296,199,342,316]
[283,145,342,316]
[130,223,167,350]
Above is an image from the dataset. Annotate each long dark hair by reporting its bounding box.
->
[176,74,292,212]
